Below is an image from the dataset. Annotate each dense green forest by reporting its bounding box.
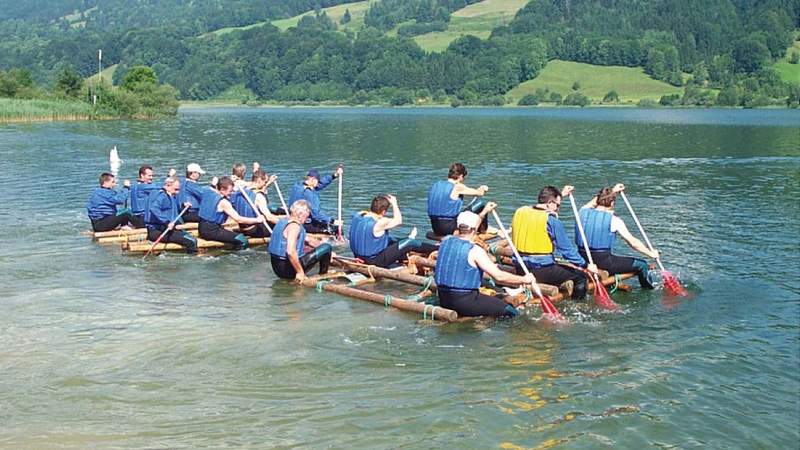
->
[0,0,798,108]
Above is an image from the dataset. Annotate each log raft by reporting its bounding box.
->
[124,237,270,254]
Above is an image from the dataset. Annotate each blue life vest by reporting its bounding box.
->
[232,188,259,219]
[349,212,390,258]
[198,188,228,224]
[576,208,616,251]
[427,180,463,218]
[269,219,306,258]
[145,190,179,229]
[177,177,203,211]
[130,182,159,216]
[434,236,483,290]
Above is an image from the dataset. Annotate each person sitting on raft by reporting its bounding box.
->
[288,165,343,235]
[231,169,284,238]
[197,176,266,250]
[269,199,333,282]
[145,177,198,254]
[435,211,535,318]
[231,162,249,189]
[349,194,438,268]
[576,183,659,289]
[511,185,598,301]
[177,163,207,223]
[427,162,492,236]
[87,172,132,232]
[130,165,172,228]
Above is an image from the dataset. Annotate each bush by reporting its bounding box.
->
[637,98,659,108]
[549,92,562,104]
[602,90,620,103]
[397,21,447,37]
[517,94,538,106]
[659,94,681,106]
[477,95,505,106]
[790,52,800,65]
[571,81,581,91]
[562,92,590,107]
[715,86,740,106]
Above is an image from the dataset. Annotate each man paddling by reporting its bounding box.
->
[288,166,343,235]
[576,184,659,288]
[427,162,493,236]
[231,169,283,238]
[129,165,166,228]
[269,200,333,281]
[145,177,198,253]
[434,211,534,317]
[511,185,598,300]
[86,173,132,232]
[177,163,206,223]
[198,176,266,249]
[349,194,437,268]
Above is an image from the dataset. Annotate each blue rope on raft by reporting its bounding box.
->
[316,280,333,292]
[488,242,502,264]
[422,304,440,321]
[384,295,392,307]
[406,276,434,302]
[608,274,622,294]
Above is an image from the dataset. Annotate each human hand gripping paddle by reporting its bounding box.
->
[618,191,688,297]
[237,186,273,234]
[143,204,191,259]
[491,210,566,322]
[568,194,620,311]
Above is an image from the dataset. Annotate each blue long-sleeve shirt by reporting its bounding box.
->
[520,214,586,268]
[288,174,335,223]
[86,186,130,220]
[130,182,161,216]
[146,190,182,229]
[177,177,204,211]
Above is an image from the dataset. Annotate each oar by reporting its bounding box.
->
[618,191,688,297]
[336,166,344,241]
[143,205,190,259]
[491,210,565,322]
[568,194,619,311]
[237,186,273,234]
[273,179,289,213]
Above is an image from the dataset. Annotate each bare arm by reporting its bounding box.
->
[285,223,306,280]
[471,247,531,286]
[617,224,658,259]
[373,195,402,235]
[255,193,282,224]
[220,199,263,225]
[453,182,488,198]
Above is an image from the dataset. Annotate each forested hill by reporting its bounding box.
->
[0,0,798,107]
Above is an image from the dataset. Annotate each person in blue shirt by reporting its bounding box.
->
[145,177,198,253]
[87,172,132,232]
[198,176,266,250]
[577,183,659,288]
[435,211,534,317]
[427,162,493,236]
[288,166,343,235]
[269,200,333,281]
[231,169,284,238]
[129,165,169,228]
[349,194,437,268]
[177,163,207,223]
[511,185,599,300]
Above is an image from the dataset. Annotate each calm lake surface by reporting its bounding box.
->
[1,107,798,448]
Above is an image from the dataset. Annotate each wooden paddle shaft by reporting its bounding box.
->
[273,180,289,212]
[568,193,596,266]
[490,210,547,299]
[237,186,273,233]
[619,191,667,272]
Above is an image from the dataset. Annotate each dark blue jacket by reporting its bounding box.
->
[86,186,129,220]
[288,175,334,223]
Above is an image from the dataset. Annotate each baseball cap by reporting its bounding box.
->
[186,163,206,174]
[456,211,480,230]
[306,169,321,180]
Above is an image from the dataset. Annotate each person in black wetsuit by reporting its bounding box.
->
[197,176,267,250]
[427,162,493,236]
[348,194,437,268]
[434,211,535,318]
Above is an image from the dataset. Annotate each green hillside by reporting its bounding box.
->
[773,39,800,85]
[86,64,117,85]
[206,1,370,36]
[412,0,529,52]
[507,60,684,104]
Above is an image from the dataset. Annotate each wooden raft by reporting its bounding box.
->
[123,237,271,254]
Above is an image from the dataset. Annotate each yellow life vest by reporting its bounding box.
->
[511,206,554,254]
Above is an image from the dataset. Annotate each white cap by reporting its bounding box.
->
[456,211,480,230]
[186,163,206,174]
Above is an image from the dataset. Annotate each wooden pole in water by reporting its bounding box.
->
[124,237,270,253]
[300,277,457,322]
[332,258,437,289]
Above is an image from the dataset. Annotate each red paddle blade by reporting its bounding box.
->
[662,270,689,297]
[592,274,620,311]
[539,295,567,323]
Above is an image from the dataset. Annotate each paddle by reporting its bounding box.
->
[491,210,565,322]
[336,165,344,242]
[619,191,688,297]
[143,204,190,259]
[237,186,273,234]
[568,194,620,311]
[273,179,289,213]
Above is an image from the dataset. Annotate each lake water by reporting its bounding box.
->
[1,107,798,448]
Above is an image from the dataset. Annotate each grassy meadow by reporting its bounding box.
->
[773,39,800,85]
[0,98,93,122]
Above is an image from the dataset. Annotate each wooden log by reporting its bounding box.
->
[425,230,499,242]
[300,277,457,322]
[96,228,203,244]
[332,258,437,290]
[124,237,270,254]
[91,220,238,239]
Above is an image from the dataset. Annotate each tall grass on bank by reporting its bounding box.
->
[0,98,93,122]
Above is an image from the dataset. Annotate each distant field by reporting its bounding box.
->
[86,64,118,85]
[206,1,370,36]
[507,60,684,104]
[773,39,800,85]
[0,98,92,121]
[413,0,528,52]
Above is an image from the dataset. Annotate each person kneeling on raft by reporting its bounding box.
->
[288,165,343,235]
[176,163,207,223]
[231,169,284,238]
[145,177,198,254]
[577,183,659,289]
[427,162,492,236]
[269,200,333,282]
[435,211,535,318]
[349,194,438,268]
[197,176,267,249]
[87,172,132,232]
[511,185,599,300]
